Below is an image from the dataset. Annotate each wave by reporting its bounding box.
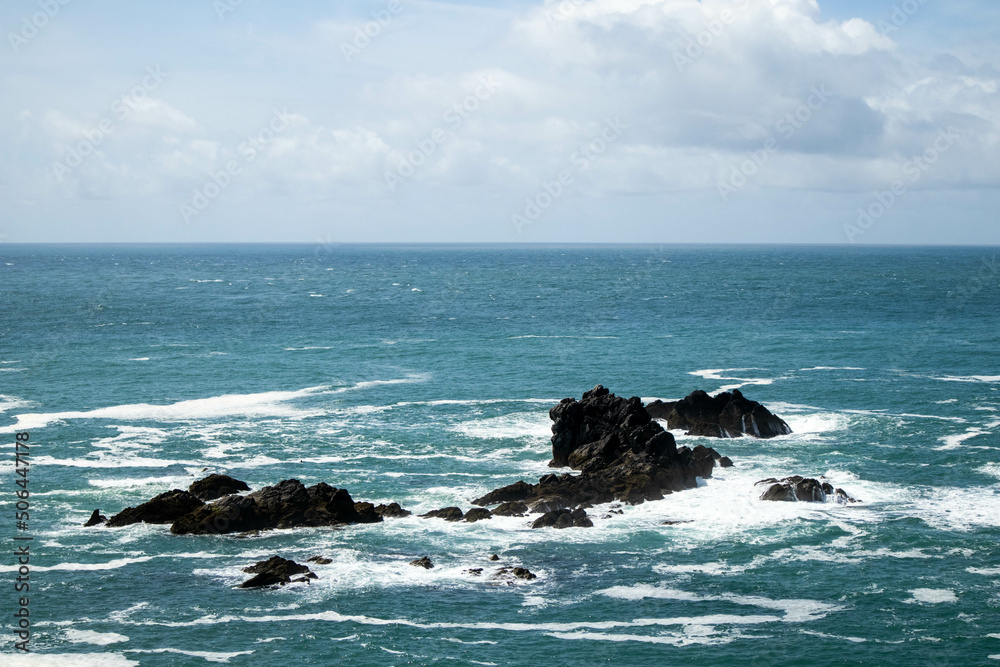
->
[127,648,254,662]
[932,375,1000,383]
[64,630,129,646]
[905,589,958,604]
[4,654,137,666]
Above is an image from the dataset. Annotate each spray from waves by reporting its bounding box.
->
[0,375,429,433]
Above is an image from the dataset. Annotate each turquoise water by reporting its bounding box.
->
[1,244,999,665]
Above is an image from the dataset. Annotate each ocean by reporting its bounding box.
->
[1,244,999,666]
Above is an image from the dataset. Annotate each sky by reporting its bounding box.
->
[0,0,998,244]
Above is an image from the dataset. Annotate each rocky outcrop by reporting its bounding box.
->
[410,556,434,569]
[420,507,464,522]
[756,476,858,503]
[83,509,106,527]
[239,556,316,588]
[464,508,492,522]
[646,389,791,438]
[531,508,593,529]
[473,386,729,512]
[106,490,205,528]
[189,474,250,501]
[492,501,528,517]
[169,479,382,535]
[373,502,411,518]
[494,566,537,581]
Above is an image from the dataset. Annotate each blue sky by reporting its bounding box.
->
[1,0,998,244]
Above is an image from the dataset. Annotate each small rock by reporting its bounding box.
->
[239,556,315,588]
[493,566,537,581]
[420,507,464,522]
[410,556,434,569]
[492,501,528,517]
[531,508,593,529]
[661,520,693,526]
[464,568,483,576]
[83,509,106,527]
[306,555,333,565]
[464,508,492,523]
[373,502,412,518]
[489,554,500,561]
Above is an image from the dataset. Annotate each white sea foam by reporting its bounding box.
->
[799,367,865,371]
[129,357,150,361]
[689,368,779,393]
[4,655,138,666]
[126,649,253,663]
[967,567,1000,576]
[449,412,551,441]
[0,395,34,414]
[284,346,334,351]
[932,375,1000,383]
[935,428,988,451]
[65,629,129,645]
[906,589,958,604]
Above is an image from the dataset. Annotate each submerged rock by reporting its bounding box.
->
[306,555,333,565]
[531,508,593,529]
[756,476,859,503]
[410,556,434,569]
[646,388,791,439]
[239,556,316,588]
[189,474,250,501]
[106,490,205,528]
[474,385,729,511]
[494,566,537,581]
[83,509,106,527]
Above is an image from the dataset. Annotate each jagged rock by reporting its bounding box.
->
[489,554,500,561]
[239,556,316,588]
[353,502,384,524]
[189,474,250,501]
[531,508,593,529]
[410,556,434,569]
[476,386,729,512]
[465,568,483,575]
[646,389,791,439]
[170,479,376,535]
[83,509,106,527]
[373,502,411,518]
[420,507,464,522]
[306,555,333,565]
[718,456,734,468]
[464,508,492,523]
[756,476,859,503]
[491,501,528,517]
[106,490,205,528]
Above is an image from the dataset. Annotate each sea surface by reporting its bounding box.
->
[1,244,999,666]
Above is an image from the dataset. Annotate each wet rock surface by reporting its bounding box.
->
[756,476,859,503]
[646,388,792,439]
[106,490,205,528]
[239,556,316,588]
[188,474,251,501]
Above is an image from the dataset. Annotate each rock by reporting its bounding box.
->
[661,520,694,526]
[83,509,106,527]
[531,508,593,529]
[718,456,734,468]
[756,476,859,503]
[306,555,333,565]
[493,566,537,581]
[188,474,250,501]
[239,556,316,588]
[170,479,380,535]
[491,501,528,517]
[476,386,731,512]
[646,388,791,439]
[465,568,483,575]
[106,490,205,528]
[489,554,500,561]
[420,507,465,522]
[464,508,492,523]
[373,502,411,518]
[410,556,434,569]
[353,502,383,524]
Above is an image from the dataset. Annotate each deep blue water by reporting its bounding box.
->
[1,244,999,665]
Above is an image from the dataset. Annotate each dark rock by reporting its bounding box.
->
[493,566,537,581]
[472,481,533,507]
[465,568,483,575]
[189,474,250,501]
[373,502,411,518]
[106,490,205,528]
[661,520,694,526]
[491,501,529,517]
[239,556,316,588]
[170,479,372,535]
[718,456,734,468]
[420,507,464,522]
[306,556,333,565]
[410,556,434,569]
[646,388,791,439]
[489,554,500,561]
[476,386,731,513]
[83,509,106,527]
[531,508,593,529]
[353,502,384,524]
[464,508,492,523]
[756,476,858,503]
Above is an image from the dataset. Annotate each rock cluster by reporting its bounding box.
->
[646,388,791,439]
[472,385,730,515]
[189,474,251,501]
[239,556,316,588]
[756,476,858,503]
